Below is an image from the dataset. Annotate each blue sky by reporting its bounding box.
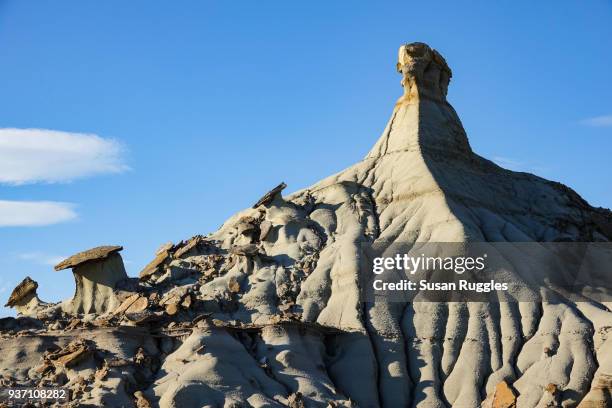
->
[0,1,611,315]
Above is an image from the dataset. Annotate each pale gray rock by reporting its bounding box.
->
[55,246,128,315]
[4,277,49,317]
[2,43,611,408]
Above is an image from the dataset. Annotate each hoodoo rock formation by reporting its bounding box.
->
[54,245,128,315]
[1,43,611,408]
[4,277,46,317]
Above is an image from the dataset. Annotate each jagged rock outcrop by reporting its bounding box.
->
[1,43,611,408]
[4,277,47,317]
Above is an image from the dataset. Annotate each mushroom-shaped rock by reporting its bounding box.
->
[4,277,46,317]
[252,182,286,208]
[55,245,128,315]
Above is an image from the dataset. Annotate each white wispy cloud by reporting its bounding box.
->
[0,200,77,227]
[17,252,66,266]
[580,114,612,127]
[0,128,129,185]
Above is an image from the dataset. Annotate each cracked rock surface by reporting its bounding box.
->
[1,42,611,408]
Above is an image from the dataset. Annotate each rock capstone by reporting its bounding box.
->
[55,245,128,315]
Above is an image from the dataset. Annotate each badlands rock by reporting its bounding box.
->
[4,276,47,317]
[55,245,128,315]
[253,182,287,208]
[482,380,517,408]
[1,43,611,408]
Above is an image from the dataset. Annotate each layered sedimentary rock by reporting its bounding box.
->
[4,277,47,317]
[1,43,611,408]
[55,246,128,315]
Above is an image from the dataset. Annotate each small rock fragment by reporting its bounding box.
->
[545,383,559,395]
[113,293,141,315]
[191,313,212,326]
[106,357,132,367]
[66,318,81,330]
[159,286,189,316]
[165,303,179,316]
[69,375,88,399]
[228,277,241,293]
[492,380,517,408]
[156,242,174,255]
[134,391,152,408]
[139,249,172,280]
[537,383,561,407]
[125,296,149,314]
[48,339,94,368]
[124,311,159,325]
[94,363,109,381]
[134,347,151,367]
[230,244,259,257]
[287,392,305,408]
[174,235,207,259]
[180,294,192,309]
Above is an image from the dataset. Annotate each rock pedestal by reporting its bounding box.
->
[55,246,128,315]
[4,277,45,317]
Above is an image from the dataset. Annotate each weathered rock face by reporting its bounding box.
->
[1,43,611,408]
[4,277,47,317]
[55,246,128,315]
[397,42,452,102]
